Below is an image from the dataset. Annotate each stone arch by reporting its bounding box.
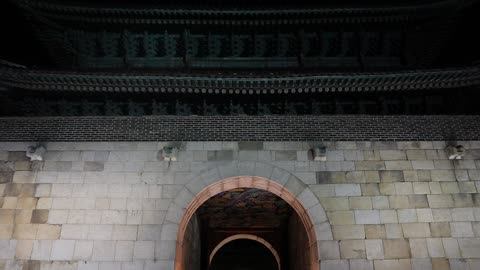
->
[166,161,331,270]
[165,161,329,227]
[208,234,281,270]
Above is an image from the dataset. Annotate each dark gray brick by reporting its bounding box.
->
[316,172,346,184]
[274,151,297,161]
[0,115,479,141]
[380,171,404,182]
[8,151,30,161]
[83,162,104,172]
[207,150,234,161]
[238,142,263,150]
[0,171,14,184]
[0,161,14,171]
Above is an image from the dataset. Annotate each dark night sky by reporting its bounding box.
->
[0,1,51,66]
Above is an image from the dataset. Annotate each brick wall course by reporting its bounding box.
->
[0,115,480,141]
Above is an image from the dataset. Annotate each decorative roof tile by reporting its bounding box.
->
[1,64,479,94]
[14,0,464,25]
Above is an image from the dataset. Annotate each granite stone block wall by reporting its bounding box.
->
[0,141,479,270]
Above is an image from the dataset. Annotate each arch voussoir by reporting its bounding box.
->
[297,188,320,210]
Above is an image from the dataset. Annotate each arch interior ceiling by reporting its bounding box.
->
[196,188,292,229]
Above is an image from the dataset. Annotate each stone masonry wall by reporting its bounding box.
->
[0,141,479,270]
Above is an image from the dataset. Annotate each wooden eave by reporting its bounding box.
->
[1,64,479,94]
[13,0,463,25]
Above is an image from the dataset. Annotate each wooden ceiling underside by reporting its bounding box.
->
[197,188,292,229]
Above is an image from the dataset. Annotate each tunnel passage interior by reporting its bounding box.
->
[182,188,312,270]
[210,239,278,270]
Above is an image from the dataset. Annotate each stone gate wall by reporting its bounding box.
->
[0,141,479,270]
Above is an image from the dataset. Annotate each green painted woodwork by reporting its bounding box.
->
[67,29,402,69]
[10,0,467,69]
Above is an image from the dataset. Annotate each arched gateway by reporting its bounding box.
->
[173,174,326,270]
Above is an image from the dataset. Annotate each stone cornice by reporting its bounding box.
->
[1,65,479,94]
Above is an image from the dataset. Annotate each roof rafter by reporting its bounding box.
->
[1,64,479,94]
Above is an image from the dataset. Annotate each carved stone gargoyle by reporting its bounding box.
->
[26,144,46,161]
[445,144,465,160]
[308,146,327,161]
